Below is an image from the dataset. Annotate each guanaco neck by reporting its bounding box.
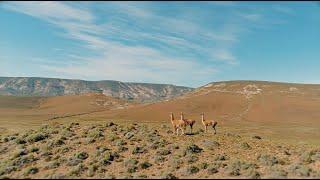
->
[170,113,175,123]
[180,113,184,121]
[201,114,205,123]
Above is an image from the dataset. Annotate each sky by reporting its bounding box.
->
[0,1,319,87]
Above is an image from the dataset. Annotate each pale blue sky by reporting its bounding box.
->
[0,2,319,87]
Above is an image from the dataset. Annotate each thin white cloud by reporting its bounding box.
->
[100,5,240,64]
[205,1,236,6]
[1,2,294,86]
[2,2,220,86]
[112,3,153,19]
[3,1,94,22]
[40,54,217,86]
[239,13,262,22]
[211,49,237,64]
[3,2,239,63]
[272,5,294,15]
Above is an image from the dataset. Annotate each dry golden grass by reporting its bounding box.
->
[0,121,319,179]
[1,81,320,178]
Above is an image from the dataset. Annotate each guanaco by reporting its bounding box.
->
[201,113,217,134]
[170,112,187,135]
[180,112,196,133]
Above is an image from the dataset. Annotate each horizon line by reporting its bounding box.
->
[1,76,320,88]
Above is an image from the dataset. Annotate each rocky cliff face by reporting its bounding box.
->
[0,77,193,102]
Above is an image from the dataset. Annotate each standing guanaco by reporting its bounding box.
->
[170,112,187,135]
[180,112,196,134]
[201,113,217,134]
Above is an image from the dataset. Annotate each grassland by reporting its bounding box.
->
[1,121,320,179]
[1,81,320,178]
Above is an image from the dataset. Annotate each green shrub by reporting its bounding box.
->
[103,152,114,161]
[88,129,104,139]
[257,154,278,166]
[61,129,75,138]
[15,138,26,145]
[252,136,262,140]
[289,164,312,177]
[187,166,200,174]
[214,154,228,161]
[170,158,184,170]
[201,140,220,150]
[13,149,28,158]
[114,139,127,146]
[139,162,152,169]
[154,155,165,163]
[265,167,288,178]
[0,166,17,176]
[117,146,128,153]
[75,152,89,160]
[208,167,218,174]
[30,147,39,153]
[24,167,39,175]
[226,160,257,177]
[27,133,48,143]
[244,169,260,179]
[161,173,177,179]
[127,166,137,173]
[299,151,314,164]
[132,146,147,154]
[105,122,115,127]
[68,164,86,177]
[240,142,251,150]
[186,155,199,164]
[47,139,65,148]
[87,165,98,177]
[108,134,119,142]
[124,159,139,167]
[200,162,209,169]
[185,144,203,155]
[3,137,9,142]
[156,149,171,156]
[45,161,60,169]
[100,159,111,166]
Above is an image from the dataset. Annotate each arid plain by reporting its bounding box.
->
[1,81,320,178]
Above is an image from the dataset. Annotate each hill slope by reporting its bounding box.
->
[85,81,320,144]
[0,77,193,102]
[1,81,320,178]
[0,93,132,133]
[1,80,320,144]
[89,80,320,121]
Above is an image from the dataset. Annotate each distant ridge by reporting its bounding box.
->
[0,77,193,102]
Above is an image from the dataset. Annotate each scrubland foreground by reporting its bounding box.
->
[1,121,320,179]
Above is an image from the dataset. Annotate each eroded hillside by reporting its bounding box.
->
[84,81,320,145]
[0,77,193,102]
